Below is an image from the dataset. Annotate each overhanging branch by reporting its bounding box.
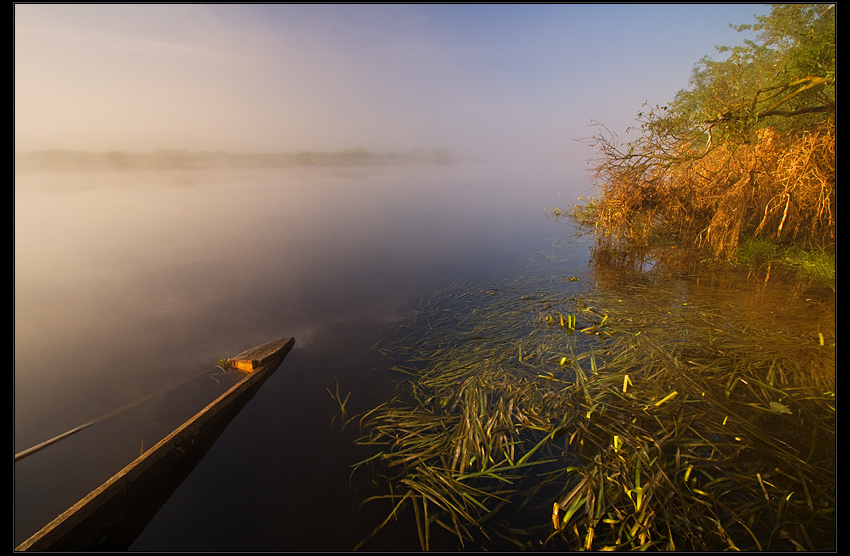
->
[704,75,834,125]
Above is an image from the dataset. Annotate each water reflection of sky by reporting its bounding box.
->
[14,162,583,546]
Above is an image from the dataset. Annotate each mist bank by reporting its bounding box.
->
[14,147,460,172]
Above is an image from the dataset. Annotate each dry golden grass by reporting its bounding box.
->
[587,118,835,262]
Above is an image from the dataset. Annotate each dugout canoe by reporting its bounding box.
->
[16,336,295,552]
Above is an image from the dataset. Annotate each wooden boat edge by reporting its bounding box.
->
[16,336,295,552]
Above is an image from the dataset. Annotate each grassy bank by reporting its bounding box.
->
[736,236,835,288]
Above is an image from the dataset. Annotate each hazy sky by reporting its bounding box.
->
[15,3,771,161]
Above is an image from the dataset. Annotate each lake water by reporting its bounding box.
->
[14,161,589,547]
[14,161,834,550]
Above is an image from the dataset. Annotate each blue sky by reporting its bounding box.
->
[15,4,772,161]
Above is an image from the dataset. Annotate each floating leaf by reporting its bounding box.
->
[769,401,793,414]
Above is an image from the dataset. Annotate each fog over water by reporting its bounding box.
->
[15,4,769,161]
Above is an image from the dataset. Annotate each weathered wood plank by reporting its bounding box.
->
[16,336,295,552]
[225,336,293,372]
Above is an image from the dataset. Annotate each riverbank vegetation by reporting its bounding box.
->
[563,4,834,287]
[14,147,459,172]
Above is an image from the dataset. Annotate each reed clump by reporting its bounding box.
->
[575,117,835,268]
[353,274,834,551]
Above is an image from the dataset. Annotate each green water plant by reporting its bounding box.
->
[351,271,834,551]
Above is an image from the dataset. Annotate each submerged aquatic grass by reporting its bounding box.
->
[352,271,834,551]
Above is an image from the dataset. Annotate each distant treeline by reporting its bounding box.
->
[14,147,459,171]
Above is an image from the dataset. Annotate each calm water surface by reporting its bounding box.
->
[14,162,834,550]
[14,161,588,548]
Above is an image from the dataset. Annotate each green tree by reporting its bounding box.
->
[673,3,834,143]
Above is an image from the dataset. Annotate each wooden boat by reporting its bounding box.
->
[15,336,295,552]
